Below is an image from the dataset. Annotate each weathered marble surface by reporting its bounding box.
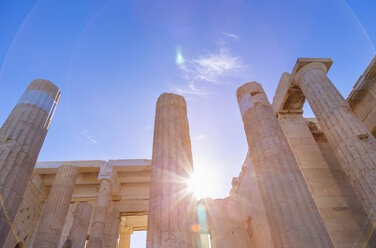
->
[237,82,333,248]
[0,79,60,247]
[146,93,199,248]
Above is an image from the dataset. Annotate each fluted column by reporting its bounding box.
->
[87,164,113,248]
[119,226,133,248]
[0,79,60,246]
[32,165,78,248]
[237,82,333,248]
[295,62,376,224]
[103,204,120,248]
[146,93,199,248]
[68,202,92,248]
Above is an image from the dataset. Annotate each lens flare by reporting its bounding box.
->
[176,47,185,65]
[186,168,218,200]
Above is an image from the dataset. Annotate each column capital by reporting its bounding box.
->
[294,62,328,84]
[290,58,332,85]
[272,58,332,114]
[97,162,114,182]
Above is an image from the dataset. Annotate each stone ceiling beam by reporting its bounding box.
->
[272,58,333,114]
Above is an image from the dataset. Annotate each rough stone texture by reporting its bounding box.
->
[58,203,76,247]
[295,62,376,225]
[278,113,370,247]
[119,226,133,248]
[67,202,93,248]
[146,93,199,248]
[87,179,112,248]
[236,82,333,248]
[350,80,376,137]
[229,152,275,248]
[203,198,250,248]
[4,57,376,248]
[103,203,120,248]
[3,173,48,248]
[32,165,78,248]
[0,79,60,246]
[347,56,376,137]
[307,119,376,247]
[272,72,305,114]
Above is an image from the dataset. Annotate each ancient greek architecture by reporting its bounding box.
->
[1,57,376,248]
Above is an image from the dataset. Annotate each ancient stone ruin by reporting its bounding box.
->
[1,57,376,247]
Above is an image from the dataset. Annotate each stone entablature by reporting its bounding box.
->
[4,160,151,248]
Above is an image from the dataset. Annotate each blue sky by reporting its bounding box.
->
[1,0,375,246]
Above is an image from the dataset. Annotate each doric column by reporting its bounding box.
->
[146,93,199,248]
[277,113,370,246]
[68,202,93,248]
[237,82,333,248]
[119,226,133,248]
[87,164,113,248]
[0,79,60,246]
[32,165,78,248]
[103,204,120,248]
[295,62,376,224]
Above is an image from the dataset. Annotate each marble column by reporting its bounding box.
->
[146,93,199,248]
[103,204,120,248]
[0,79,60,246]
[87,164,113,248]
[32,165,78,248]
[237,82,333,248]
[68,202,92,248]
[295,62,376,224]
[119,226,133,248]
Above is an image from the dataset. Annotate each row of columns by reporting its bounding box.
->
[237,82,334,247]
[295,62,376,224]
[29,163,117,248]
[2,59,375,248]
[236,58,376,247]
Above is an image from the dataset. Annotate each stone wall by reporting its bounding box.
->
[347,56,376,136]
[308,119,376,247]
[58,203,76,247]
[229,153,274,248]
[349,79,376,136]
[3,174,48,248]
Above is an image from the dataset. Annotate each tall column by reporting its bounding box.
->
[68,202,92,248]
[278,113,371,247]
[119,226,133,248]
[146,93,199,248]
[0,79,60,246]
[87,164,113,248]
[236,82,333,248]
[32,165,78,248]
[295,62,376,224]
[103,204,120,248]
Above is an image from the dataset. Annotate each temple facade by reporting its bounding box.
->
[0,57,376,248]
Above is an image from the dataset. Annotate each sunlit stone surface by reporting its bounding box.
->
[1,56,376,248]
[237,82,333,248]
[32,165,78,248]
[68,202,93,248]
[87,164,114,248]
[146,93,199,248]
[295,60,376,226]
[0,79,60,247]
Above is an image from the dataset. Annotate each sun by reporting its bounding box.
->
[187,167,218,200]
